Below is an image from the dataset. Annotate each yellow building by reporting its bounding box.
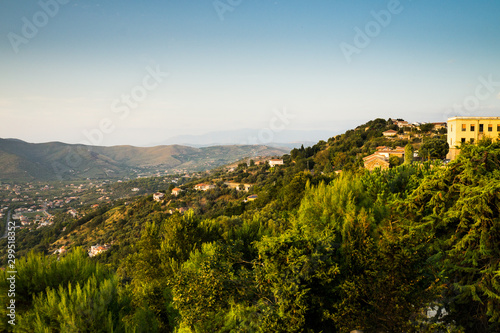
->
[447,117,500,159]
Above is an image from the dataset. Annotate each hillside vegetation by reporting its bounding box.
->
[1,119,499,332]
[0,139,288,181]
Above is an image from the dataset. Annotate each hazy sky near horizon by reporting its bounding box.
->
[1,0,499,146]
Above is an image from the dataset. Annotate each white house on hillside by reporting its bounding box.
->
[268,159,284,167]
[194,183,216,191]
[382,130,398,137]
[153,192,165,202]
[171,188,182,196]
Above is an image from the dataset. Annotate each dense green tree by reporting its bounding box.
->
[252,227,339,332]
[403,140,500,331]
[419,123,435,132]
[419,138,449,160]
[405,143,414,164]
[170,242,252,332]
[280,171,312,211]
[297,171,440,332]
[323,160,333,173]
[0,248,128,332]
[389,155,402,167]
[17,275,127,332]
[118,222,174,331]
[0,248,110,316]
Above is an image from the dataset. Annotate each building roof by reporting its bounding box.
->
[363,154,390,171]
[195,183,214,188]
[447,117,500,121]
[363,154,388,162]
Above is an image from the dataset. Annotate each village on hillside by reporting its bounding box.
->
[362,117,500,170]
[2,117,500,260]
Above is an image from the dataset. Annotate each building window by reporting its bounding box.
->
[462,124,466,131]
[479,124,484,132]
[470,138,474,144]
[470,124,475,131]
[498,125,500,132]
[488,124,493,132]
[461,138,466,143]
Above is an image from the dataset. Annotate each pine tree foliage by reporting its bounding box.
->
[0,248,112,330]
[405,144,414,164]
[402,140,500,331]
[17,275,123,332]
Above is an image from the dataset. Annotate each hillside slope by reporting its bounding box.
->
[8,119,500,332]
[0,139,288,181]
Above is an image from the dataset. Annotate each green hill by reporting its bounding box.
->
[0,138,288,181]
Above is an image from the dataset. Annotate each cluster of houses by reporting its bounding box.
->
[364,117,500,170]
[37,219,54,228]
[149,159,282,213]
[153,190,181,202]
[11,206,54,228]
[0,207,7,219]
[193,181,259,192]
[226,158,284,172]
[392,120,447,130]
[0,182,113,230]
[381,122,447,139]
[1,181,99,230]
[363,146,407,171]
[363,119,450,171]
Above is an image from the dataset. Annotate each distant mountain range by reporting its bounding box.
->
[155,129,336,149]
[0,138,288,181]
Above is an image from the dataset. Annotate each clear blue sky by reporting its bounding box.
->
[1,0,499,146]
